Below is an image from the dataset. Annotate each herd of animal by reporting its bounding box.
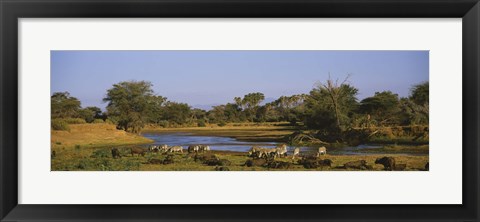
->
[111,144,211,158]
[247,144,327,160]
[244,145,420,171]
[107,144,428,171]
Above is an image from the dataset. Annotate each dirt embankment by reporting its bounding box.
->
[51,123,153,150]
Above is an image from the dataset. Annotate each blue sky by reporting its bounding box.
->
[51,50,429,110]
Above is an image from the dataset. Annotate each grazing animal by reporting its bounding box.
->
[199,145,211,152]
[169,146,183,153]
[266,161,291,169]
[205,158,231,166]
[394,164,407,171]
[194,153,218,162]
[260,148,277,159]
[375,157,396,171]
[248,146,276,159]
[298,156,319,169]
[316,146,327,156]
[292,147,300,159]
[248,146,262,157]
[425,162,429,171]
[159,144,169,153]
[130,147,146,157]
[275,144,288,157]
[148,145,159,152]
[111,148,121,159]
[318,159,333,167]
[188,145,200,153]
[344,160,368,170]
[215,166,230,171]
[299,157,332,169]
[244,158,267,167]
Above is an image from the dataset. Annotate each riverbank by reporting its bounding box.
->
[52,149,429,171]
[51,123,429,171]
[51,123,153,151]
[143,122,296,143]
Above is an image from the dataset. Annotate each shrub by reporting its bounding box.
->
[76,160,87,170]
[64,118,86,124]
[157,120,170,128]
[90,149,110,158]
[105,118,117,125]
[51,119,70,131]
[197,119,206,127]
[218,121,227,127]
[92,119,105,124]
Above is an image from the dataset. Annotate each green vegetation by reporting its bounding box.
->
[51,149,428,171]
[51,119,70,131]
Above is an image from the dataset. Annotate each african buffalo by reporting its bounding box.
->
[111,148,121,159]
[244,158,268,167]
[130,147,146,157]
[265,161,291,169]
[344,160,368,170]
[375,157,396,171]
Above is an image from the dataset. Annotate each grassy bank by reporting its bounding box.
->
[355,144,429,154]
[51,123,153,151]
[52,149,428,171]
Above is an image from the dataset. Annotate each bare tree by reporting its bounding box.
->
[318,74,352,130]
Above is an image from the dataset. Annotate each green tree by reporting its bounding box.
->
[224,103,243,122]
[359,91,400,126]
[317,75,358,130]
[144,95,168,124]
[103,81,158,134]
[51,92,81,119]
[78,106,103,123]
[162,102,192,125]
[208,105,226,123]
[305,77,358,132]
[240,92,265,121]
[410,82,429,105]
[271,94,306,123]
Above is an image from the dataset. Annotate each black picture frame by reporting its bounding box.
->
[1,0,479,221]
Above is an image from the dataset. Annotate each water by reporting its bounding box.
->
[142,132,278,151]
[141,132,422,156]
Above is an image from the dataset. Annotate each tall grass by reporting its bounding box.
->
[63,118,87,124]
[51,119,70,131]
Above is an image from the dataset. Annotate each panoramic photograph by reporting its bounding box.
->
[51,50,429,171]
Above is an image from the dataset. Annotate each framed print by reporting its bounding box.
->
[1,0,479,221]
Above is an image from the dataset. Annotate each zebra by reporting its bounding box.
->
[275,144,288,158]
[169,146,183,153]
[292,147,300,159]
[316,146,327,157]
[159,144,169,153]
[188,145,200,153]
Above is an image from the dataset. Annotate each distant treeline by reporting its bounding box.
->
[51,77,429,136]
